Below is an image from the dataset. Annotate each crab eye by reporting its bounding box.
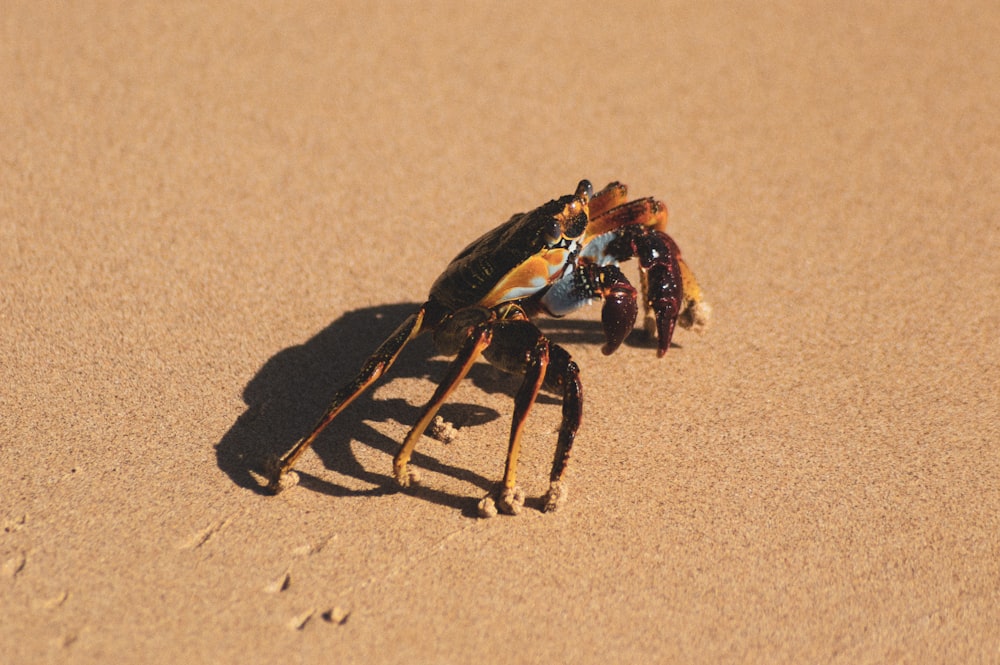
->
[543,218,563,246]
[575,179,594,201]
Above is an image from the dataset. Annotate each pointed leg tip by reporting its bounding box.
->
[267,470,299,494]
[543,481,568,512]
[682,300,711,332]
[498,486,525,515]
[394,465,422,488]
[262,455,299,494]
[651,307,678,357]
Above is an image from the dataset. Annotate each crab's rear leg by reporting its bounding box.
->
[394,312,580,515]
[265,305,429,493]
[480,319,582,515]
[540,343,582,512]
[393,316,494,488]
[463,334,548,516]
[587,181,630,220]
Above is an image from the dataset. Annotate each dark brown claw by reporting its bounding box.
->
[605,225,685,356]
[644,260,683,357]
[597,265,638,355]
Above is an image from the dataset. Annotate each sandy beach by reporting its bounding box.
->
[2,2,998,662]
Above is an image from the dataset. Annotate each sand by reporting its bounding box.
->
[2,2,998,663]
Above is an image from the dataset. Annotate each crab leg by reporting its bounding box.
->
[631,228,685,356]
[266,306,427,492]
[587,181,630,221]
[466,321,550,514]
[542,344,582,512]
[479,320,582,514]
[393,322,493,487]
[494,336,549,514]
[585,196,668,241]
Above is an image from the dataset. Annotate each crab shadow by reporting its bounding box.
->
[215,301,661,514]
[216,303,520,513]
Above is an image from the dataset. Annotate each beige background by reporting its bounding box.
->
[2,2,998,663]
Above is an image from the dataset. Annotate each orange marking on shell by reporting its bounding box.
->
[546,248,569,267]
[480,250,568,308]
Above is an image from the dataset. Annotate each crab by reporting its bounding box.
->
[266,180,709,516]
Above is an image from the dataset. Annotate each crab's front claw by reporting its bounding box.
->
[647,254,711,343]
[644,261,683,357]
[621,228,687,357]
[599,265,638,355]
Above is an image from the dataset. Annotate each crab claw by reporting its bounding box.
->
[630,230,685,357]
[598,265,638,355]
[538,262,640,354]
[643,245,711,354]
[644,262,683,357]
[601,288,638,355]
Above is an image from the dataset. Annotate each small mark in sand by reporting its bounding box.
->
[178,517,234,550]
[2,552,27,578]
[288,608,315,631]
[298,532,337,556]
[264,570,292,593]
[34,590,70,610]
[3,514,27,534]
[322,607,350,625]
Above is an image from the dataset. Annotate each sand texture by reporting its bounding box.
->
[2,2,998,663]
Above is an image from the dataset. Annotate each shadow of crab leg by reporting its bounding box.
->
[393,322,493,488]
[266,306,427,492]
